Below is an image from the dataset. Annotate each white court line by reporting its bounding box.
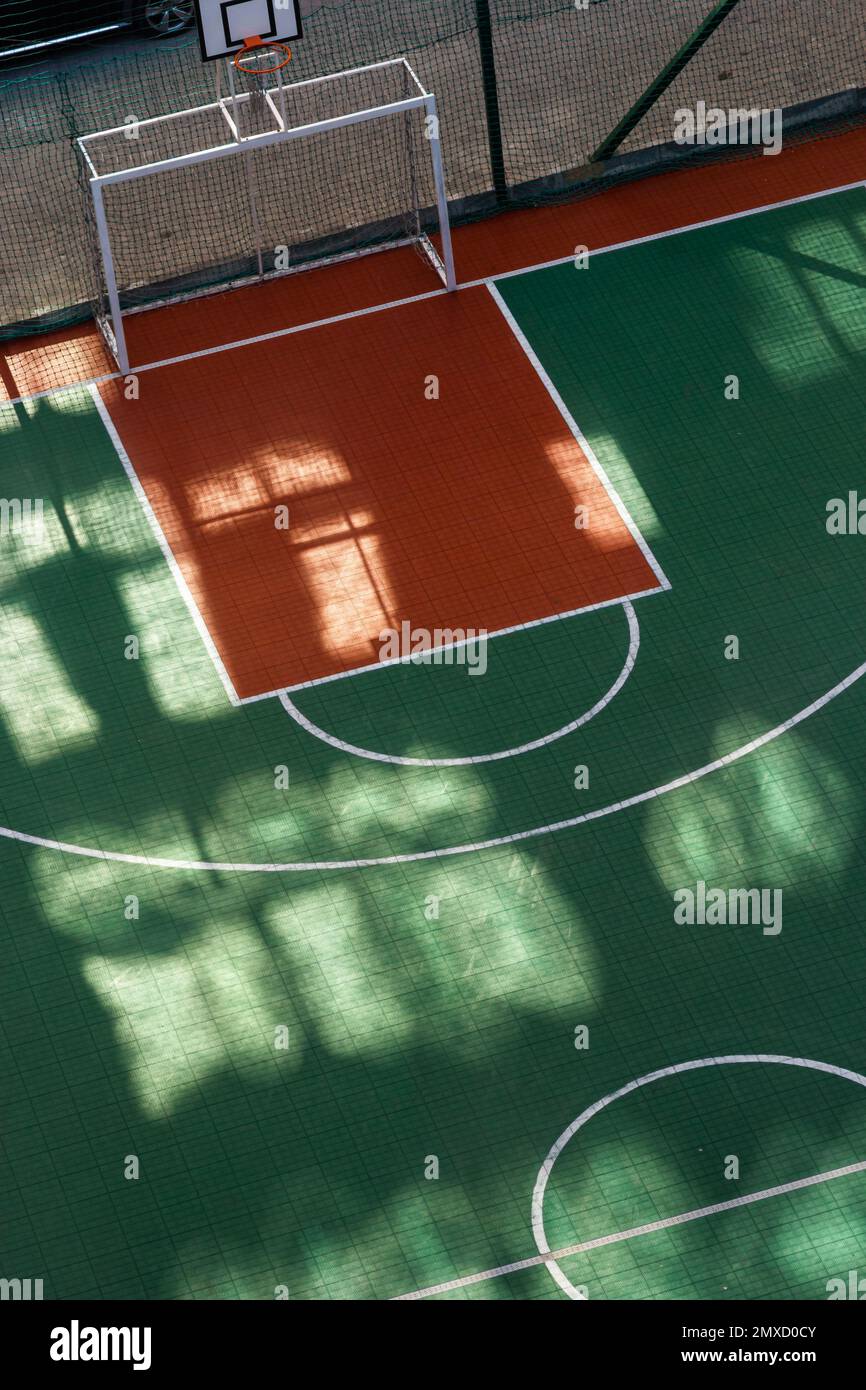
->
[244,587,661,702]
[395,1054,866,1301]
[0,654,864,871]
[394,1159,866,1301]
[2,177,863,411]
[531,1053,866,1301]
[87,384,242,707]
[486,176,866,284]
[0,288,449,411]
[278,599,640,763]
[487,282,670,594]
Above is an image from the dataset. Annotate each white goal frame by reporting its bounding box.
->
[77,59,457,374]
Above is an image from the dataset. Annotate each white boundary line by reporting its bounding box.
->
[487,176,866,284]
[532,1053,866,1301]
[57,174,844,696]
[87,384,242,707]
[487,281,670,593]
[243,587,659,702]
[278,599,641,764]
[1,654,864,871]
[393,1054,866,1301]
[395,1160,866,1301]
[0,287,449,412]
[3,176,864,411]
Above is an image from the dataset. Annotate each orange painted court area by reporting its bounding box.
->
[100,284,659,698]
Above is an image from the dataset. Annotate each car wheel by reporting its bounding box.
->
[134,1,196,37]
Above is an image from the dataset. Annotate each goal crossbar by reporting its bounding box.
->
[84,96,433,185]
[78,59,457,373]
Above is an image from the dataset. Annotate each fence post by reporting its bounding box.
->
[591,0,746,162]
[475,0,508,206]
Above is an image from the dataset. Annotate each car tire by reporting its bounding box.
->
[134,1,196,38]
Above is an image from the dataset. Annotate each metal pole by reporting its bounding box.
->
[591,0,746,162]
[229,59,265,279]
[474,0,508,206]
[90,178,129,373]
[426,96,457,291]
[276,66,288,128]
[227,56,241,141]
[404,65,421,245]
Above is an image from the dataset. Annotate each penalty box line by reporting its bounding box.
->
[90,284,670,708]
[88,382,242,707]
[392,1156,866,1300]
[485,282,670,597]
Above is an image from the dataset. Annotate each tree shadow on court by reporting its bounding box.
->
[5,193,866,1300]
[2,688,866,1301]
[3,664,866,1303]
[3,761,861,1301]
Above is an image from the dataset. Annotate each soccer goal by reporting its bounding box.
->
[76,58,456,373]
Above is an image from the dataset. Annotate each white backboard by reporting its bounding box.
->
[194,0,302,61]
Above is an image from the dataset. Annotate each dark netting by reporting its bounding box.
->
[489,0,866,190]
[491,1,712,187]
[625,0,866,158]
[2,0,865,339]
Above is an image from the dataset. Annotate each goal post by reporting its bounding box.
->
[77,59,457,373]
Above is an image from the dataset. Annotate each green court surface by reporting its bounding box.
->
[3,189,866,1299]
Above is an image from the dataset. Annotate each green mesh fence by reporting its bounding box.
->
[1,0,865,339]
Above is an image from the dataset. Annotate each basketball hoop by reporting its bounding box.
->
[227,34,293,140]
[232,36,293,76]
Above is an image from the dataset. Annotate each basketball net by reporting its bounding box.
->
[219,37,292,140]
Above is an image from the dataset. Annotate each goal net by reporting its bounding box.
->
[77,60,456,371]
